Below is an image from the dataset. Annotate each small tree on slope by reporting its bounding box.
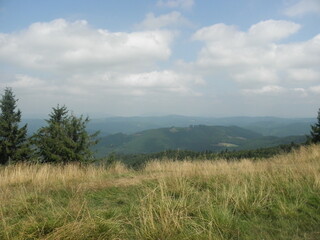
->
[308,108,320,144]
[0,88,30,164]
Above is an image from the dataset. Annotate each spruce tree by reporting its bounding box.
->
[0,88,30,164]
[33,105,98,164]
[309,108,320,144]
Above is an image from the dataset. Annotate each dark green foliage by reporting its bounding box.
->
[308,108,320,144]
[0,88,30,164]
[32,105,98,164]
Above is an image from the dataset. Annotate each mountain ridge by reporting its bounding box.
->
[93,125,306,156]
[22,115,314,137]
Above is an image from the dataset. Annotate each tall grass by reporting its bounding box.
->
[0,145,319,239]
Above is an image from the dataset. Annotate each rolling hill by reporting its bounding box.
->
[93,125,306,156]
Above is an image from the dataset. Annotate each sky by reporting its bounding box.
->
[0,0,320,118]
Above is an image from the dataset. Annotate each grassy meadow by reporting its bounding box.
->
[0,145,320,239]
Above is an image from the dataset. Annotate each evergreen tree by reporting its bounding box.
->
[0,88,30,164]
[33,105,98,164]
[308,108,320,144]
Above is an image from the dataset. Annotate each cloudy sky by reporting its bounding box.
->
[0,0,319,118]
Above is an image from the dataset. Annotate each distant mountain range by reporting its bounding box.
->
[93,125,306,157]
[86,115,314,137]
[22,116,312,157]
[22,115,315,137]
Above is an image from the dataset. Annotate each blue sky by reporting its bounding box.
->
[0,0,320,118]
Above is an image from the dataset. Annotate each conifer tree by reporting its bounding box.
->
[33,105,98,164]
[0,88,30,164]
[308,108,320,144]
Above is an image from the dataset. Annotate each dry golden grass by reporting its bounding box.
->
[144,144,320,181]
[0,144,319,239]
[0,162,131,190]
[135,145,320,239]
[1,144,318,192]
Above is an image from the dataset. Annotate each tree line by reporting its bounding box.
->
[0,88,98,165]
[103,143,301,169]
[1,87,320,165]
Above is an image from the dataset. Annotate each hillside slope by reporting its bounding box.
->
[94,125,306,156]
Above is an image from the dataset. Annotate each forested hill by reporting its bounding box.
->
[93,125,306,156]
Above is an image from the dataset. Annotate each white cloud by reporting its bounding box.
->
[121,71,203,91]
[192,20,302,74]
[293,87,308,97]
[242,86,314,97]
[232,68,279,83]
[0,19,207,116]
[248,20,301,43]
[10,74,45,88]
[0,74,59,95]
[284,0,320,16]
[191,20,320,90]
[157,0,194,9]
[241,86,314,102]
[287,68,320,81]
[309,85,320,93]
[0,19,174,72]
[0,17,319,117]
[136,11,193,30]
[66,70,204,96]
[1,70,203,102]
[242,85,285,95]
[193,20,300,45]
[0,69,204,117]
